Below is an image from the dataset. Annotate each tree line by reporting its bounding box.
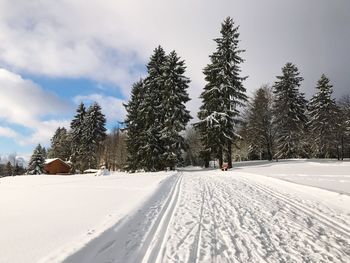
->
[0,153,26,177]
[23,16,349,174]
[125,17,350,171]
[27,102,111,174]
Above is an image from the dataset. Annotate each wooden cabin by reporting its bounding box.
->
[44,158,71,175]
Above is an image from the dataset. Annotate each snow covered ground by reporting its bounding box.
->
[1,160,349,263]
[0,172,176,263]
[234,159,350,195]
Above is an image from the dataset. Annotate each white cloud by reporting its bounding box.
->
[74,94,126,124]
[0,126,18,138]
[0,68,71,146]
[0,0,349,112]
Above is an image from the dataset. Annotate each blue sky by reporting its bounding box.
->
[0,0,349,160]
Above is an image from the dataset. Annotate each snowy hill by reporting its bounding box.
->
[0,161,349,263]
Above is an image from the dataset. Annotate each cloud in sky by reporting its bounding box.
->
[0,68,72,146]
[74,94,126,125]
[0,0,349,155]
[1,0,349,99]
[0,126,18,139]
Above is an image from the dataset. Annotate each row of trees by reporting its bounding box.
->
[124,47,192,171]
[23,17,348,174]
[0,162,26,177]
[0,153,30,177]
[243,72,350,161]
[27,102,108,174]
[124,16,350,171]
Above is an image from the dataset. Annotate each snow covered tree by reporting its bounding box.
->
[48,127,71,160]
[28,144,45,174]
[139,46,167,171]
[124,80,145,172]
[160,51,192,170]
[41,147,47,160]
[70,103,87,172]
[196,17,247,168]
[273,63,308,159]
[336,95,350,159]
[83,102,107,169]
[245,86,275,160]
[308,74,338,158]
[124,47,192,171]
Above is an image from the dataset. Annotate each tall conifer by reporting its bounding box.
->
[197,17,247,168]
[273,63,307,158]
[308,74,337,157]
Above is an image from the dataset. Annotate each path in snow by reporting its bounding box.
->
[143,171,350,263]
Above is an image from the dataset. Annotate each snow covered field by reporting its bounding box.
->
[0,161,349,263]
[0,172,176,263]
[234,159,350,195]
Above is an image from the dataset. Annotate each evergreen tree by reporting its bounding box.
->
[124,80,145,172]
[308,74,337,157]
[160,51,192,170]
[28,144,45,174]
[5,161,13,176]
[245,86,275,160]
[83,102,107,168]
[41,147,47,160]
[70,103,87,172]
[124,47,192,171]
[48,127,71,160]
[140,46,167,171]
[336,95,350,159]
[13,163,25,176]
[196,17,247,168]
[273,63,307,158]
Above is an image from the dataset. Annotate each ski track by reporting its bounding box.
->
[145,171,350,263]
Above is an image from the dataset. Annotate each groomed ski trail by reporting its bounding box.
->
[141,172,184,263]
[143,171,350,263]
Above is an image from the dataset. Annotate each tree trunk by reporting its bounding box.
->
[267,141,272,161]
[341,135,344,160]
[227,141,232,168]
[218,147,223,168]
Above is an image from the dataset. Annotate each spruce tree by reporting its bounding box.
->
[160,51,192,170]
[48,127,71,160]
[83,102,107,169]
[28,144,45,174]
[5,161,13,176]
[41,147,47,160]
[124,80,145,172]
[308,74,337,157]
[140,46,167,171]
[336,95,350,159]
[196,17,247,168]
[70,103,86,172]
[245,86,275,160]
[273,63,307,158]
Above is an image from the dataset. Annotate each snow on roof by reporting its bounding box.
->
[44,158,70,166]
[45,158,59,164]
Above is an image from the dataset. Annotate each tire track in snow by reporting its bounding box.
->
[225,173,350,262]
[140,172,183,263]
[156,171,350,262]
[238,174,350,239]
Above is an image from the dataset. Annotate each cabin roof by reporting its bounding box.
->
[44,158,70,166]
